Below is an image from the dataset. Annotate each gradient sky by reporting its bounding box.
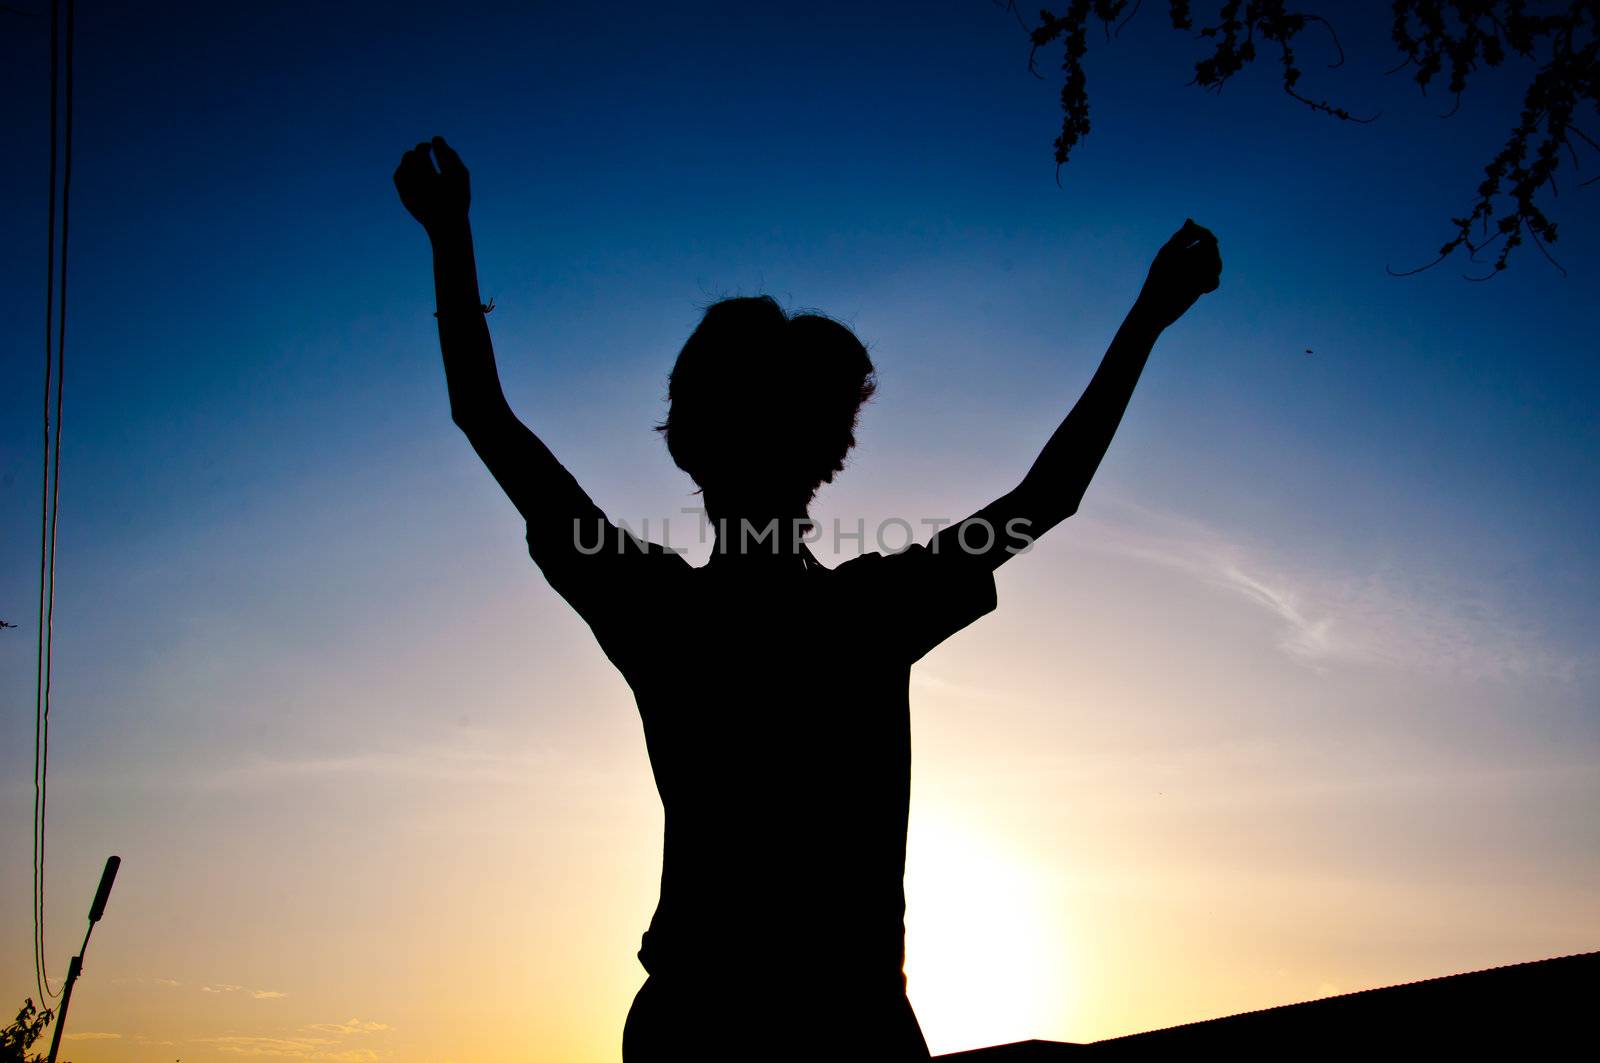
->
[3,1,1598,1060]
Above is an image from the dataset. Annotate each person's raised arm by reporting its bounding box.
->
[394,136,593,525]
[937,220,1222,570]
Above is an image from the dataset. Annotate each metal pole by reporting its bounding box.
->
[43,955,81,1063]
[46,855,118,1063]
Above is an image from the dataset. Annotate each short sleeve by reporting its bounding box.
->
[525,503,688,675]
[842,541,998,664]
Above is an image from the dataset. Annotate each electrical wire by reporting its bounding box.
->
[34,0,74,1007]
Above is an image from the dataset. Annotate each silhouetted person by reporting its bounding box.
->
[395,136,1220,1061]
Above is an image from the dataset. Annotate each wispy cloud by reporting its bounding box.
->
[1071,500,1580,683]
[200,1036,376,1061]
[64,1032,121,1041]
[197,1018,389,1061]
[910,671,1007,703]
[199,746,561,789]
[305,1020,390,1035]
[201,983,287,999]
[111,975,182,988]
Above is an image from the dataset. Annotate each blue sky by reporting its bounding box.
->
[2,1,1597,1058]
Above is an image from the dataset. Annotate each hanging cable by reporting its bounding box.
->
[34,0,74,1006]
[33,0,60,1006]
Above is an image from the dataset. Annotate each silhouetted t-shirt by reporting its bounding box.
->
[526,506,996,996]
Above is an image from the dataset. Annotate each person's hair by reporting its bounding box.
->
[656,295,876,509]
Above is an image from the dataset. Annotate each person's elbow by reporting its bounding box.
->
[450,398,514,438]
[1005,482,1079,531]
[450,407,480,439]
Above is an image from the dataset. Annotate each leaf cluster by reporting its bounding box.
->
[1008,1,1600,273]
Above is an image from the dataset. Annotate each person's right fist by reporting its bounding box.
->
[394,136,471,235]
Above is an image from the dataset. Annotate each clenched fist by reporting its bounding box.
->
[394,136,471,237]
[1135,220,1222,330]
